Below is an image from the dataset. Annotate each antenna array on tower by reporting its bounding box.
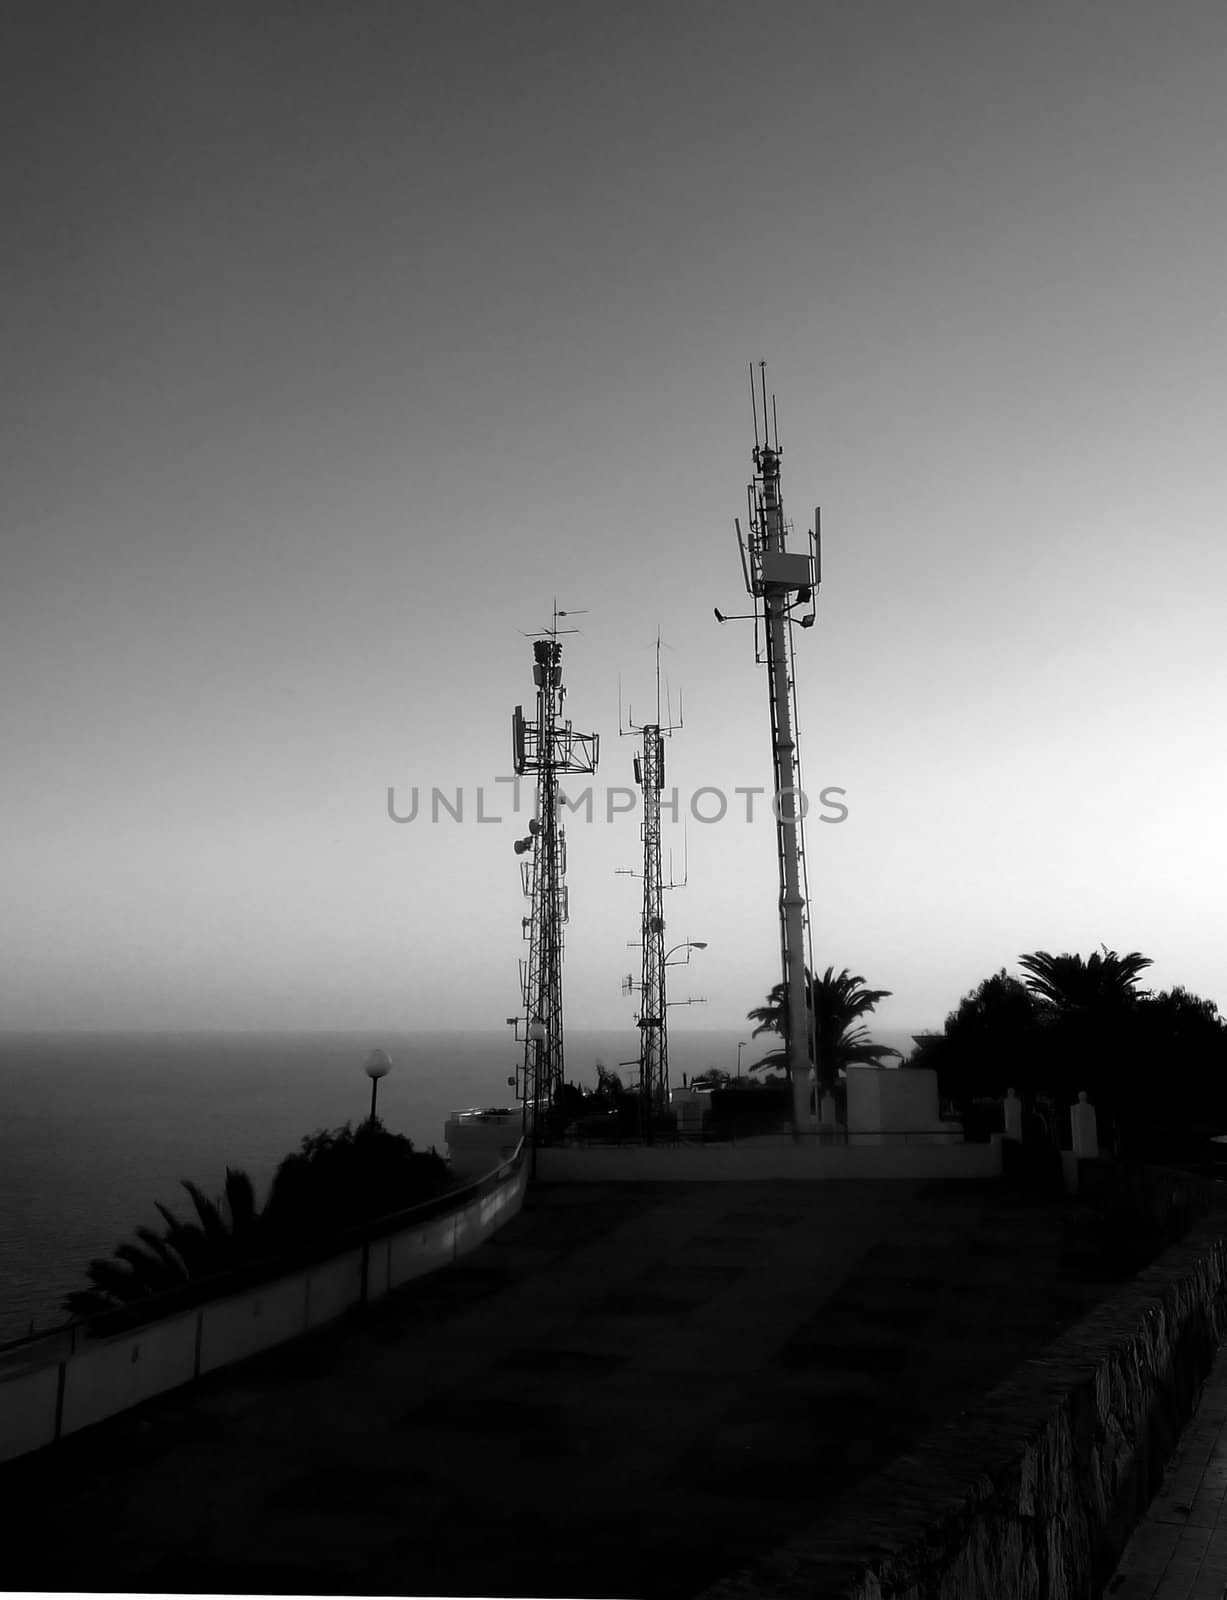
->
[508,613,598,1140]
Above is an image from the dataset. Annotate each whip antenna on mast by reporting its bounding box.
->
[714,366,822,1134]
[617,631,692,1129]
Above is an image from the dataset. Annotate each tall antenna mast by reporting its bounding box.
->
[510,608,599,1148]
[717,364,821,1132]
[619,633,685,1130]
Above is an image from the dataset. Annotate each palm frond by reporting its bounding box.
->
[1019,947,1152,1011]
[181,1179,229,1246]
[749,1047,789,1073]
[223,1167,259,1234]
[840,1041,903,1067]
[134,1225,189,1276]
[83,1257,146,1304]
[113,1241,185,1292]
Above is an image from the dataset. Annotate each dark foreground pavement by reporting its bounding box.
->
[2,1179,1122,1597]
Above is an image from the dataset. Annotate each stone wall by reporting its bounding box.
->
[1078,1157,1222,1240]
[699,1208,1227,1600]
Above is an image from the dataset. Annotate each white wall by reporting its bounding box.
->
[0,1360,59,1462]
[387,1217,457,1291]
[0,1146,528,1466]
[305,1252,364,1331]
[846,1066,942,1135]
[60,1311,199,1436]
[198,1275,307,1375]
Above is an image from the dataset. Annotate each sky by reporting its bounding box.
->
[3,1,1226,1042]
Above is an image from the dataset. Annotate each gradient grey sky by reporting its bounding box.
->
[4,1,1225,1038]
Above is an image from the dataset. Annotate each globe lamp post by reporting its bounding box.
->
[363,1048,392,1124]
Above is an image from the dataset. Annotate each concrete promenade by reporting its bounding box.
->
[1,1178,1129,1597]
[1108,1340,1227,1600]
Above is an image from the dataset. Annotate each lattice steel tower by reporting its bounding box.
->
[510,619,598,1137]
[619,645,682,1122]
[717,365,821,1131]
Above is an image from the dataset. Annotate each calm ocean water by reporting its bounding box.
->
[0,1025,918,1344]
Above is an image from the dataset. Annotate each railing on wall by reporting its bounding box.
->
[558,1123,970,1148]
[0,1141,526,1465]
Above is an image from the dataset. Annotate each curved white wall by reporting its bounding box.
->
[0,1147,527,1465]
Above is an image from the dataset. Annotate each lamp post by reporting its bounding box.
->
[660,942,707,1116]
[526,1018,547,1174]
[664,939,707,967]
[527,1016,547,1092]
[527,1016,547,1121]
[363,1048,392,1124]
[737,1039,749,1079]
[624,941,708,1130]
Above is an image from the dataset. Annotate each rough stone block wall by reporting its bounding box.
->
[699,1212,1227,1600]
[1079,1158,1221,1246]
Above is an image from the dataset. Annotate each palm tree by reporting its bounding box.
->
[747,966,901,1090]
[1017,947,1153,1013]
[63,1167,260,1318]
[65,1128,455,1322]
[1017,946,1153,1122]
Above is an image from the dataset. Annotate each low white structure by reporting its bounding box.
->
[444,1107,524,1180]
[844,1065,962,1145]
[1060,1090,1101,1192]
[669,1086,713,1138]
[1071,1091,1099,1159]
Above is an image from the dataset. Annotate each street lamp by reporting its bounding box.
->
[526,1018,547,1124]
[664,940,707,965]
[737,1039,749,1078]
[363,1048,392,1123]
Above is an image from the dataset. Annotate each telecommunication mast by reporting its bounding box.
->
[716,365,821,1131]
[618,639,684,1125]
[509,611,599,1139]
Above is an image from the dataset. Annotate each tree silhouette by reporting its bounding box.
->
[64,1127,453,1321]
[1016,946,1153,1114]
[912,951,1227,1155]
[746,966,900,1090]
[911,969,1046,1110]
[690,1067,732,1090]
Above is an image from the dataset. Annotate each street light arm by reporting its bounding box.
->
[663,939,708,966]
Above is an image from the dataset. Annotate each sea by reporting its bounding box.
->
[0,1025,919,1345]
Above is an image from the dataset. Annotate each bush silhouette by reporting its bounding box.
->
[63,1120,454,1320]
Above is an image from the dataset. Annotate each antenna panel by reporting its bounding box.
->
[759,551,813,593]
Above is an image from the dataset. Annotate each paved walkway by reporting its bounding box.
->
[0,1179,1131,1598]
[1108,1342,1227,1600]
[1,1181,922,1596]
